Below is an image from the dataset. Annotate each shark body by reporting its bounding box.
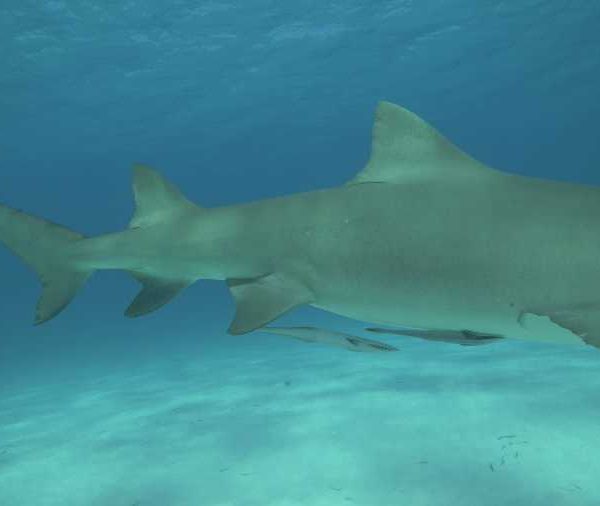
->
[1,102,599,349]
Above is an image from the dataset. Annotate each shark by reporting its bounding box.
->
[1,101,600,350]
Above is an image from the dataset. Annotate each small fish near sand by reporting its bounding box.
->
[261,326,398,352]
[2,102,600,351]
[366,328,505,347]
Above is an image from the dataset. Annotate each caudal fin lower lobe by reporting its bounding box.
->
[0,203,92,324]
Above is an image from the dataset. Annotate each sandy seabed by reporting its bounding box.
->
[1,333,600,506]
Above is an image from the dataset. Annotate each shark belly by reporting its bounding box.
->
[302,179,600,345]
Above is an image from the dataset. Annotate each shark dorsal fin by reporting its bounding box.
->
[130,165,198,228]
[348,102,495,185]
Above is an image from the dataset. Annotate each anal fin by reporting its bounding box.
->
[126,272,191,317]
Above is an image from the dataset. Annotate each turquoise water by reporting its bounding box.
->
[2,1,600,505]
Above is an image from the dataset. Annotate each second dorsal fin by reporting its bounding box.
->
[129,165,198,228]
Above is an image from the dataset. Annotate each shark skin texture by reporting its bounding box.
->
[1,101,600,350]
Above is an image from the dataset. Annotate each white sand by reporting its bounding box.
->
[1,333,600,506]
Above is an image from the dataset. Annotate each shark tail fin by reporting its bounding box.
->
[0,203,92,324]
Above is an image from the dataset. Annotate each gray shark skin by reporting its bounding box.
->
[1,101,600,349]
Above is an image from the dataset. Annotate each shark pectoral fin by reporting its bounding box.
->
[347,102,496,186]
[520,309,600,349]
[125,273,191,317]
[366,327,504,346]
[226,274,314,335]
[262,326,398,352]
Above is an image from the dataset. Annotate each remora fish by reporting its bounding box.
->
[1,102,599,349]
[262,326,398,352]
[365,327,504,347]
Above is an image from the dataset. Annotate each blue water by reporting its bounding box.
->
[2,1,600,505]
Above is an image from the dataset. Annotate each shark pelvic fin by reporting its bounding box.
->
[130,165,198,228]
[226,273,314,335]
[348,101,496,185]
[125,272,191,317]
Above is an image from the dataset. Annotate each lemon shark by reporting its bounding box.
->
[1,101,599,350]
